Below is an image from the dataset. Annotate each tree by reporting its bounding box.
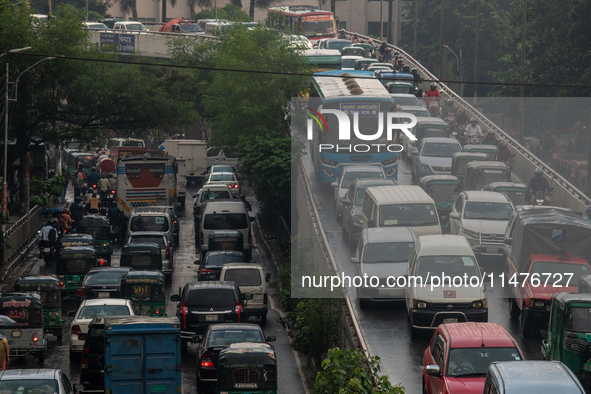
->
[28,0,111,18]
[159,0,177,23]
[118,0,138,20]
[247,0,279,20]
[192,3,251,21]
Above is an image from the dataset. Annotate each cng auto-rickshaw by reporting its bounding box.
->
[216,342,277,394]
[120,271,166,316]
[451,152,489,186]
[120,243,164,272]
[341,46,365,57]
[463,144,500,161]
[208,230,244,253]
[56,246,98,294]
[16,276,64,340]
[59,233,94,255]
[0,292,47,362]
[485,182,529,207]
[386,81,415,94]
[463,161,511,191]
[354,58,378,70]
[542,292,591,388]
[418,175,460,233]
[352,43,374,58]
[77,215,113,264]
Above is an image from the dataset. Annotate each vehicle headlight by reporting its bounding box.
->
[534,300,545,308]
[419,163,430,170]
[459,226,479,239]
[381,157,398,166]
[472,299,487,309]
[321,157,339,166]
[414,300,427,309]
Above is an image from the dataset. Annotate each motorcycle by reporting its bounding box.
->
[427,100,440,117]
[38,229,63,264]
[531,189,552,206]
[465,136,481,145]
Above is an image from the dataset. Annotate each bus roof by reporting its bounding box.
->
[268,5,330,15]
[312,71,392,101]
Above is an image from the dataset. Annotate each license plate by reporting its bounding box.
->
[150,385,167,393]
[443,318,458,323]
[205,315,218,321]
[485,247,498,253]
[72,276,80,282]
[98,292,109,298]
[11,331,21,338]
[389,289,404,297]
[43,248,51,252]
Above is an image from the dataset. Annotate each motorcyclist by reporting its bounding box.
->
[367,38,376,57]
[498,141,516,163]
[394,57,405,71]
[381,47,393,63]
[351,34,360,44]
[424,83,441,106]
[440,98,455,120]
[98,173,110,202]
[411,68,422,83]
[481,130,498,146]
[96,150,108,167]
[456,108,469,126]
[86,193,100,214]
[108,173,117,191]
[378,42,388,60]
[464,118,483,142]
[86,167,100,185]
[528,167,553,205]
[338,29,347,39]
[38,221,58,259]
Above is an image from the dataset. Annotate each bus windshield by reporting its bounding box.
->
[300,20,335,38]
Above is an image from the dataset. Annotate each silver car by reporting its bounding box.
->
[0,369,78,394]
[411,137,462,183]
[332,166,386,221]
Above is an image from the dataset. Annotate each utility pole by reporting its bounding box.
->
[387,0,393,44]
[439,0,444,78]
[460,49,464,97]
[215,0,217,20]
[46,0,52,16]
[474,0,480,104]
[519,0,526,144]
[380,0,384,41]
[413,0,418,57]
[85,0,89,21]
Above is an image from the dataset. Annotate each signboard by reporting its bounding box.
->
[339,103,380,117]
[301,14,333,22]
[100,33,136,53]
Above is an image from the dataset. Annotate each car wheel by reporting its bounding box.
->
[520,308,534,338]
[69,350,78,363]
[509,298,520,319]
[196,376,206,394]
[335,202,341,222]
[359,298,370,310]
[174,235,180,245]
[423,378,428,394]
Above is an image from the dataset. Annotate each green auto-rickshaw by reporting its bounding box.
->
[55,246,98,294]
[451,152,489,186]
[120,243,164,273]
[77,215,113,264]
[16,275,64,341]
[352,43,374,58]
[216,342,277,394]
[120,271,166,316]
[354,58,378,70]
[59,233,94,254]
[464,161,511,191]
[386,81,414,94]
[341,46,365,57]
[463,144,499,161]
[418,175,460,233]
[542,292,591,388]
[485,182,529,207]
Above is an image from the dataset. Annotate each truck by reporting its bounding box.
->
[163,139,207,185]
[109,146,148,163]
[175,158,187,212]
[104,316,182,394]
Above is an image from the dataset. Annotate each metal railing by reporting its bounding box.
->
[2,205,42,271]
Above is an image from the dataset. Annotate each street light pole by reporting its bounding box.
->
[443,44,463,96]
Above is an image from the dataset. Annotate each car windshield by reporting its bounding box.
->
[205,254,245,267]
[405,109,429,118]
[463,202,513,220]
[212,166,235,173]
[500,190,528,206]
[129,235,165,247]
[200,190,232,202]
[566,307,591,332]
[88,23,107,29]
[0,380,59,393]
[424,183,459,202]
[530,262,591,287]
[391,96,419,106]
[210,174,235,182]
[422,143,461,157]
[483,170,506,184]
[415,256,480,283]
[79,304,131,319]
[379,204,438,227]
[207,329,264,347]
[126,23,146,31]
[327,41,351,52]
[342,172,384,189]
[203,213,248,230]
[130,216,169,232]
[181,24,203,33]
[224,269,262,286]
[446,348,522,377]
[300,21,336,38]
[84,271,127,285]
[363,242,414,263]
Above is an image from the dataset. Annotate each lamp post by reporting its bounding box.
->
[443,44,463,97]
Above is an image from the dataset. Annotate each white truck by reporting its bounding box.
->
[176,158,187,212]
[163,139,208,186]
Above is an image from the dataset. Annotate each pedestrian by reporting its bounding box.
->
[87,193,100,214]
[61,170,68,203]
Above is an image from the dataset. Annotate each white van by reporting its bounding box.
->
[220,263,270,325]
[198,200,253,259]
[127,208,174,247]
[405,235,488,337]
[361,185,442,237]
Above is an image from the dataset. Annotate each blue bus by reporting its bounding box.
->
[307,70,400,183]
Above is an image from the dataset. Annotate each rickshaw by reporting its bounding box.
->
[341,46,365,57]
[55,246,98,294]
[367,66,391,74]
[59,233,94,253]
[354,58,378,70]
[370,62,395,70]
[0,292,47,362]
[120,243,164,273]
[463,161,511,191]
[542,292,591,388]
[77,215,113,264]
[15,276,64,340]
[98,157,115,175]
[414,118,449,140]
[120,271,166,316]
[418,175,460,233]
[451,152,489,186]
[485,182,529,207]
[386,81,414,94]
[208,230,244,253]
[352,43,374,58]
[463,144,499,161]
[215,342,277,394]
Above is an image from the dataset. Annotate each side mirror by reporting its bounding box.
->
[449,212,460,220]
[331,182,338,188]
[503,238,512,246]
[265,273,271,282]
[192,194,199,198]
[192,335,202,344]
[193,259,200,265]
[78,333,87,341]
[243,293,254,300]
[368,219,376,228]
[266,335,276,342]
[170,294,180,302]
[342,199,351,207]
[68,311,76,318]
[425,365,441,376]
[350,257,360,264]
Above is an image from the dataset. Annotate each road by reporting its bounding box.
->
[302,142,547,393]
[3,183,305,394]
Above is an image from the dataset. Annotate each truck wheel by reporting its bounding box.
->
[520,310,533,338]
[509,299,520,319]
[181,339,188,355]
[260,314,267,326]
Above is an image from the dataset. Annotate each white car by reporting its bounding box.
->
[127,231,174,279]
[449,190,515,257]
[390,93,423,108]
[332,165,386,220]
[205,172,240,198]
[113,21,148,31]
[82,21,108,29]
[69,298,135,360]
[341,55,364,70]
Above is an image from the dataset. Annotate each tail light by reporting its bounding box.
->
[110,190,115,194]
[32,333,39,343]
[235,300,242,322]
[71,324,82,336]
[201,269,215,274]
[200,231,204,245]
[99,259,106,266]
[201,352,214,368]
[181,301,188,329]
[233,183,238,189]
[227,184,232,189]
[81,346,89,369]
[155,309,160,315]
[248,231,252,246]
[165,246,170,261]
[77,289,87,298]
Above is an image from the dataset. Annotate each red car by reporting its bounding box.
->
[508,252,591,337]
[423,322,524,394]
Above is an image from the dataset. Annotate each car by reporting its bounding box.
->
[341,178,398,247]
[76,266,132,306]
[196,251,249,281]
[82,21,108,29]
[170,281,253,352]
[412,137,463,182]
[341,55,364,70]
[352,227,416,309]
[332,165,386,221]
[390,93,422,108]
[400,105,430,119]
[283,34,313,49]
[127,231,173,276]
[449,191,514,257]
[0,369,77,394]
[195,323,276,391]
[113,21,147,31]
[131,205,180,244]
[127,207,175,247]
[192,184,236,222]
[206,165,241,181]
[316,38,353,53]
[423,322,524,394]
[68,298,135,361]
[205,172,240,198]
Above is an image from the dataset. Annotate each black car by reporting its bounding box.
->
[195,323,275,392]
[170,281,253,353]
[195,251,249,281]
[76,266,132,306]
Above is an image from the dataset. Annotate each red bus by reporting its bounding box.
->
[551,152,587,191]
[267,5,336,44]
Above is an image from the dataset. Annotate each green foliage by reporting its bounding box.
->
[31,176,65,198]
[30,194,51,209]
[314,348,405,394]
[28,0,111,18]
[193,4,252,21]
